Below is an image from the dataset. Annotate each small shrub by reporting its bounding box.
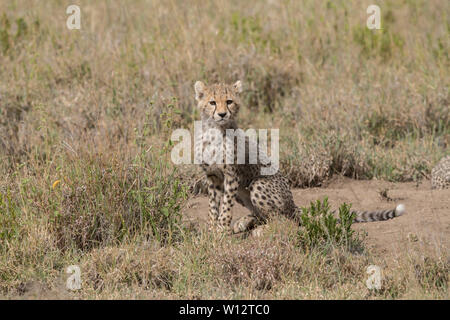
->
[297,197,363,251]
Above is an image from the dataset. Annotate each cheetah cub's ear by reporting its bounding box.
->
[194,81,206,101]
[233,80,243,94]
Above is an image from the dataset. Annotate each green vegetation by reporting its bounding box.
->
[298,198,363,250]
[0,0,448,299]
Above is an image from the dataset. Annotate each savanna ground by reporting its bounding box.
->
[0,0,448,299]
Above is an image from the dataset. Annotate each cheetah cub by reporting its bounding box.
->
[194,80,405,234]
[431,155,450,189]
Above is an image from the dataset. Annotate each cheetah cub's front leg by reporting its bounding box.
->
[206,176,223,231]
[217,169,239,232]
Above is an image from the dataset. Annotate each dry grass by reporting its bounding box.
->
[0,0,448,299]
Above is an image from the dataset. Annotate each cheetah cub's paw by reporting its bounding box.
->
[233,215,257,234]
[250,225,268,238]
[217,224,233,235]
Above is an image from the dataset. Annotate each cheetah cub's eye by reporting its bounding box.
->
[226,100,233,105]
[209,101,216,106]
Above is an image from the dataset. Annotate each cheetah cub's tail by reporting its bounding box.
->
[351,204,405,223]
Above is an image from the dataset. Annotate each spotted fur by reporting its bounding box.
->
[431,155,450,189]
[194,81,405,234]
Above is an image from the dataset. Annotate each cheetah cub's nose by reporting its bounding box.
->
[217,112,227,118]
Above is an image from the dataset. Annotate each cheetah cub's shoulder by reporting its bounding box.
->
[431,155,450,189]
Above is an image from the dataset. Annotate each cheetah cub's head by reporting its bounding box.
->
[194,80,243,127]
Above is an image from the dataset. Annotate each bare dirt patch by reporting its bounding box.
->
[183,177,450,258]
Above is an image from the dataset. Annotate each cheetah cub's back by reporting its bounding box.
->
[431,155,450,189]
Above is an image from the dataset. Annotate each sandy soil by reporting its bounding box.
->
[183,177,450,257]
